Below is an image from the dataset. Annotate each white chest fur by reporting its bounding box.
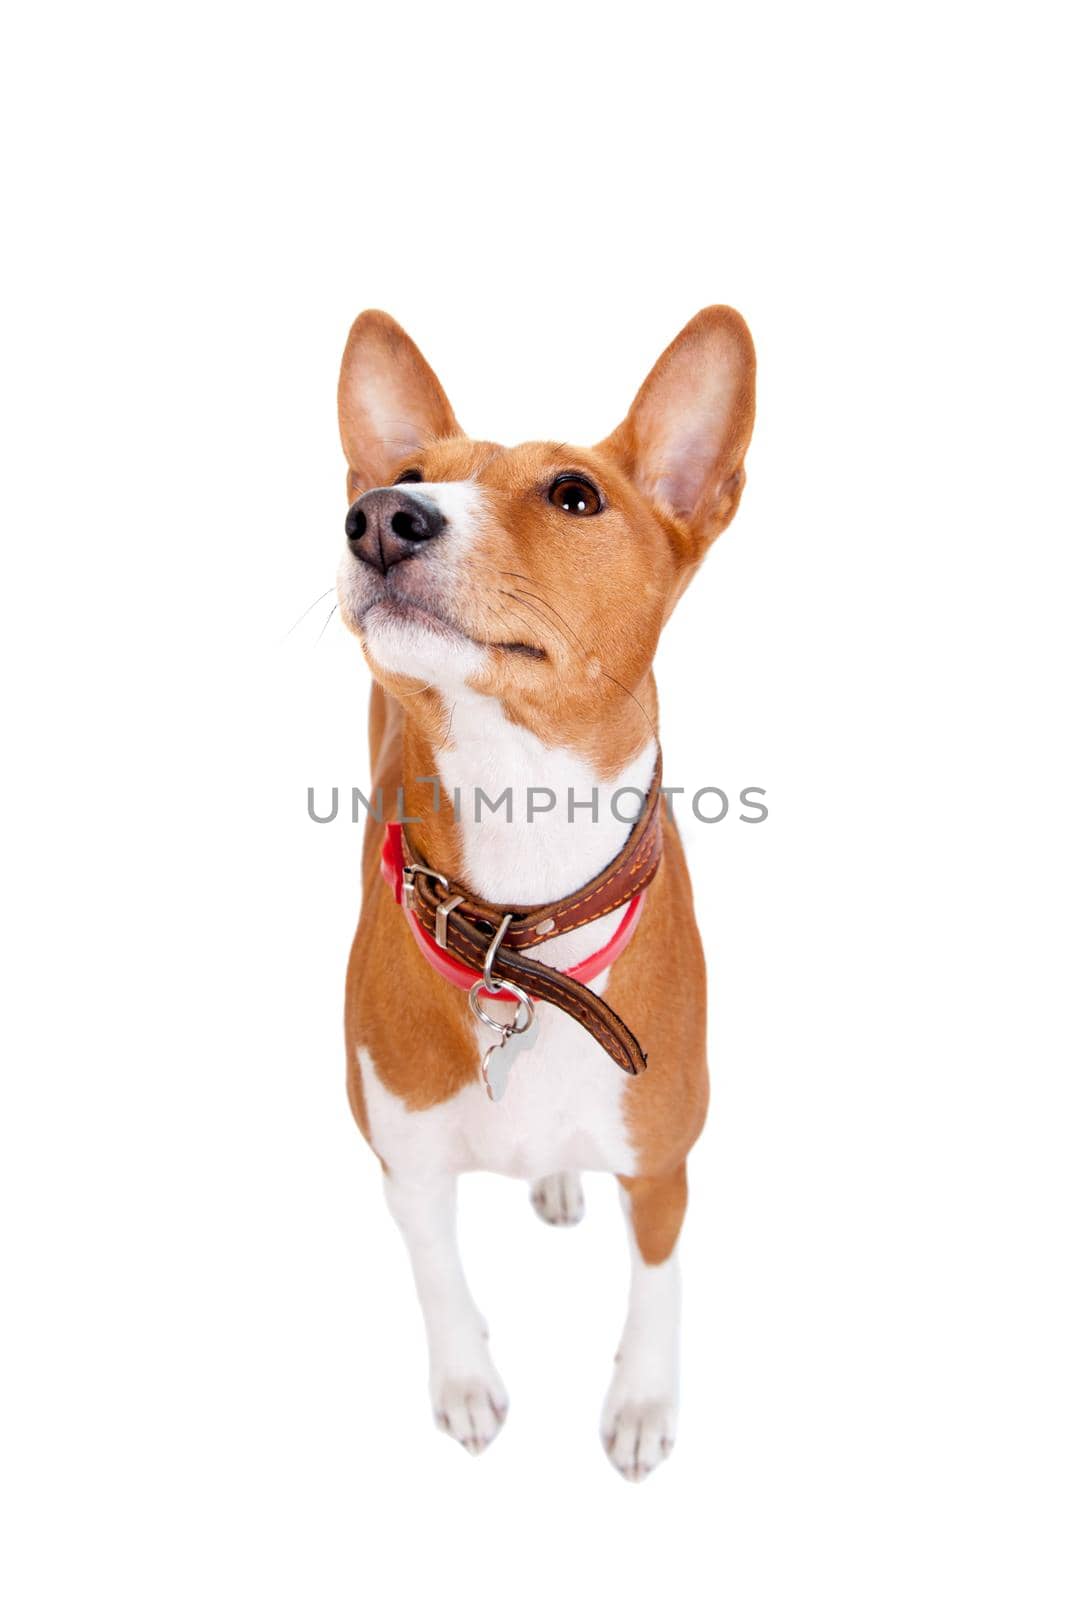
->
[359,989,636,1180]
[437,694,656,970]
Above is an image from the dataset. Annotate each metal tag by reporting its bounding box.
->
[481,1010,539,1103]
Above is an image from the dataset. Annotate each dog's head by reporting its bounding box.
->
[336,309,755,759]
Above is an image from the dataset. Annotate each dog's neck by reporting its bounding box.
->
[400,684,657,947]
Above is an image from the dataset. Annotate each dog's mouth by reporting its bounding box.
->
[358,593,546,661]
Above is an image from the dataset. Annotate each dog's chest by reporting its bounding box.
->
[358,987,636,1180]
[359,712,655,1180]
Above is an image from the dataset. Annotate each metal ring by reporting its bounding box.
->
[468,978,534,1036]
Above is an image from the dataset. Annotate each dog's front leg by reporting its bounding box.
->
[601,1165,687,1481]
[384,1171,508,1454]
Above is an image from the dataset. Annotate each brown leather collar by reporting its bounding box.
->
[399,750,663,1075]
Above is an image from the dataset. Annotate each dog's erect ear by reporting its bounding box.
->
[599,306,756,555]
[338,311,461,493]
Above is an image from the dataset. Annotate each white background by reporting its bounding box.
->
[2,2,1064,1595]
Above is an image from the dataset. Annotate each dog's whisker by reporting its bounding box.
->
[497,589,656,738]
[502,576,566,601]
[483,598,531,644]
[499,591,570,652]
[282,586,335,640]
[601,668,658,741]
[498,569,578,609]
[315,604,339,645]
[508,587,585,649]
[497,570,592,649]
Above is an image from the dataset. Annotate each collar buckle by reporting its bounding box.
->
[401,862,449,912]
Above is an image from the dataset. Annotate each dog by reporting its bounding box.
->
[335,307,756,1480]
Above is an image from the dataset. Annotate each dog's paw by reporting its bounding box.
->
[432,1373,509,1455]
[600,1394,677,1482]
[530,1171,585,1227]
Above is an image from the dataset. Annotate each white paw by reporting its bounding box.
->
[601,1393,677,1481]
[530,1172,585,1227]
[433,1372,509,1455]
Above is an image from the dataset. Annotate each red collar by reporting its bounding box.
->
[380,821,646,992]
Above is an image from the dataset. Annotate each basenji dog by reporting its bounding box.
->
[335,307,756,1480]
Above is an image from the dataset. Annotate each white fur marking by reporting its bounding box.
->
[601,1191,680,1481]
[382,1162,508,1453]
[438,698,657,968]
[359,1013,635,1181]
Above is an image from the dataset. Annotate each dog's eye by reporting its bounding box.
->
[549,476,602,516]
[394,469,423,485]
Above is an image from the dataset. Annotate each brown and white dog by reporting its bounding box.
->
[335,308,756,1480]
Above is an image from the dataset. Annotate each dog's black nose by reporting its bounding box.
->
[345,487,447,573]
